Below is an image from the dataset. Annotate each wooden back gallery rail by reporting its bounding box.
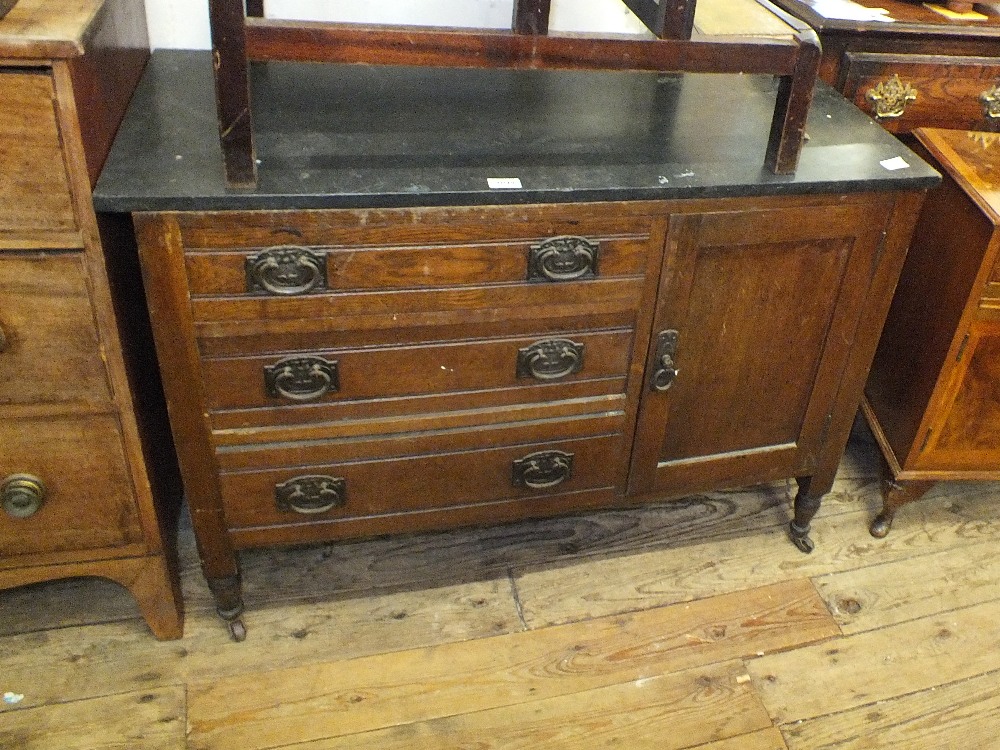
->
[208,0,822,186]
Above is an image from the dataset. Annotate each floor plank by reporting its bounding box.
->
[0,578,519,711]
[688,728,789,750]
[782,668,1000,749]
[512,480,1000,627]
[278,661,771,750]
[748,598,1000,724]
[0,687,185,750]
[186,579,836,750]
[814,538,1000,634]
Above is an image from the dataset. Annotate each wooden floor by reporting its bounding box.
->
[4,421,1000,749]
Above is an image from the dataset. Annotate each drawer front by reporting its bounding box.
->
[220,432,625,531]
[0,414,141,557]
[175,206,655,325]
[0,71,78,243]
[0,254,112,406]
[840,53,1000,133]
[201,327,632,417]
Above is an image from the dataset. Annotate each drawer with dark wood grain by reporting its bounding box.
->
[200,327,632,426]
[0,414,142,559]
[0,253,112,406]
[0,71,79,247]
[161,204,658,327]
[218,427,627,535]
[839,52,1000,134]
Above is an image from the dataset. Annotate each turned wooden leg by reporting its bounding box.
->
[871,458,935,538]
[207,573,246,641]
[789,475,823,554]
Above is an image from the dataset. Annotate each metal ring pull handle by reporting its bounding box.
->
[512,450,574,490]
[980,83,1000,120]
[245,245,328,296]
[516,339,585,381]
[275,475,346,514]
[527,236,599,282]
[264,356,339,402]
[866,74,917,120]
[2,474,46,519]
[650,329,680,392]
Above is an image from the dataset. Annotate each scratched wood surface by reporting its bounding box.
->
[3,429,1000,748]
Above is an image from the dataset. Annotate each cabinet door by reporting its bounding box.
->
[629,200,890,497]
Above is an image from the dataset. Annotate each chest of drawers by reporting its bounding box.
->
[864,128,1000,535]
[96,52,938,639]
[0,0,182,638]
[772,0,1000,134]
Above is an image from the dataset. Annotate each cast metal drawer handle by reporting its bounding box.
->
[1,474,46,519]
[264,355,340,402]
[512,450,574,489]
[245,245,328,295]
[866,74,917,119]
[650,329,680,392]
[527,236,600,282]
[980,83,1000,120]
[516,338,585,381]
[275,475,346,514]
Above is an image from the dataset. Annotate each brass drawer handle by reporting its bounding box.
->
[516,339,585,381]
[650,329,680,392]
[2,474,46,519]
[866,74,917,119]
[512,450,574,489]
[527,236,599,282]
[981,83,1000,120]
[275,475,346,514]
[264,356,339,402]
[246,245,327,295]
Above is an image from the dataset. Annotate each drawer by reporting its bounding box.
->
[840,52,1000,134]
[201,327,632,421]
[172,205,655,326]
[219,431,626,531]
[0,253,112,406]
[0,71,78,245]
[0,414,142,557]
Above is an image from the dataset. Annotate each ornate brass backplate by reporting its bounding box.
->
[516,338,585,381]
[527,236,600,282]
[275,475,346,514]
[264,355,339,402]
[866,74,917,119]
[245,245,327,295]
[512,450,574,489]
[981,83,1000,120]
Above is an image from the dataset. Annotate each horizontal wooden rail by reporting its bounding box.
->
[245,19,801,76]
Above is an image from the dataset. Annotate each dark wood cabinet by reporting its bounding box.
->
[133,191,924,639]
[864,128,1000,535]
[772,0,1000,133]
[0,0,182,638]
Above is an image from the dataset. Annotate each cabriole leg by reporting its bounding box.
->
[207,573,246,641]
[789,476,823,554]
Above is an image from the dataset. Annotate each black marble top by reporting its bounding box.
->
[94,50,939,213]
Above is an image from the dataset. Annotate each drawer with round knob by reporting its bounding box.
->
[0,414,142,558]
[839,52,1000,134]
[218,430,626,536]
